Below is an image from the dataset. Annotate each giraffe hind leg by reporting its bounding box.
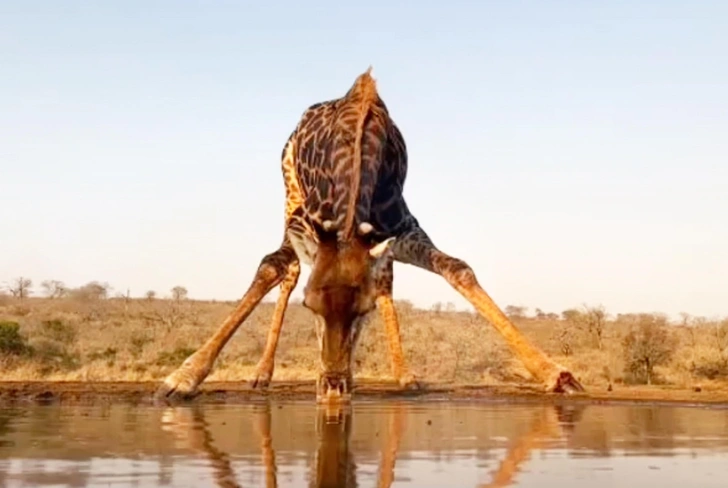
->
[392,226,585,394]
[155,243,298,403]
[250,259,301,389]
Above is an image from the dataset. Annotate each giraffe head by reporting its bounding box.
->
[303,221,395,404]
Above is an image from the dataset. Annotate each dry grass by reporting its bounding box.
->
[1,289,727,391]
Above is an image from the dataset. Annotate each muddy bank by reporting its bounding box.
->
[1,380,727,407]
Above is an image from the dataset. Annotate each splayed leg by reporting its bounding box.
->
[391,225,585,394]
[155,244,298,403]
[250,260,301,389]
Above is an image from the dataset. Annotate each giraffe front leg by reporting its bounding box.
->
[250,260,301,389]
[392,226,585,394]
[376,295,419,389]
[374,258,419,389]
[155,244,298,403]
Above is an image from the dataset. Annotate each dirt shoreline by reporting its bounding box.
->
[1,380,727,408]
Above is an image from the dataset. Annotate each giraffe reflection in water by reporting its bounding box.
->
[479,404,585,488]
[161,401,405,488]
[160,401,582,488]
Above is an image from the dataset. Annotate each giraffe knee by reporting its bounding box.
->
[442,257,479,288]
[256,249,296,284]
[255,261,281,285]
[280,261,301,290]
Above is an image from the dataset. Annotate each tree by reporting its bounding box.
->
[561,308,583,323]
[554,322,576,356]
[505,305,527,320]
[8,277,32,300]
[622,314,677,385]
[580,304,608,350]
[678,312,692,327]
[71,281,111,301]
[145,290,157,301]
[171,286,188,301]
[710,318,728,362]
[40,280,68,299]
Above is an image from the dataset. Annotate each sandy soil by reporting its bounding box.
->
[1,380,727,407]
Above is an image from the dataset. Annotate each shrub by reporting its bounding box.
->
[0,321,30,355]
[155,347,196,367]
[32,339,81,374]
[691,354,728,380]
[39,319,77,344]
[87,347,118,366]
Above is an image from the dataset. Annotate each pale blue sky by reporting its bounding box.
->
[1,1,726,319]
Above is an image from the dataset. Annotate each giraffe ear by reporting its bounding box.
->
[369,237,395,259]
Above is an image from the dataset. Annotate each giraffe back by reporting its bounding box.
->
[283,70,412,243]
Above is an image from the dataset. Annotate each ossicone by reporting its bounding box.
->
[358,222,374,235]
[369,237,396,259]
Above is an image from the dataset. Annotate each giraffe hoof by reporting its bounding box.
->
[550,371,585,394]
[249,377,271,390]
[249,362,274,390]
[398,373,422,391]
[154,364,208,404]
[249,374,272,390]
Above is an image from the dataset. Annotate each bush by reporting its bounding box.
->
[0,321,30,355]
[87,347,118,366]
[32,339,81,374]
[39,319,77,344]
[691,355,728,380]
[155,347,196,367]
[22,319,81,375]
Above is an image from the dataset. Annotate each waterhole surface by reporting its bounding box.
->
[1,399,727,487]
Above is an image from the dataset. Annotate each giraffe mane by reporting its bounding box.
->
[341,66,378,241]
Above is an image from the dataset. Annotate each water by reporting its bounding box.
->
[1,399,727,487]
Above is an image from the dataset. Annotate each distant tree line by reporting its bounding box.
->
[0,276,188,303]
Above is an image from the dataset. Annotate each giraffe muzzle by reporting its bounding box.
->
[316,373,352,404]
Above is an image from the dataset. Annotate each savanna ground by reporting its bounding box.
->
[2,277,728,404]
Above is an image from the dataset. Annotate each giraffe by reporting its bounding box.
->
[155,67,584,404]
